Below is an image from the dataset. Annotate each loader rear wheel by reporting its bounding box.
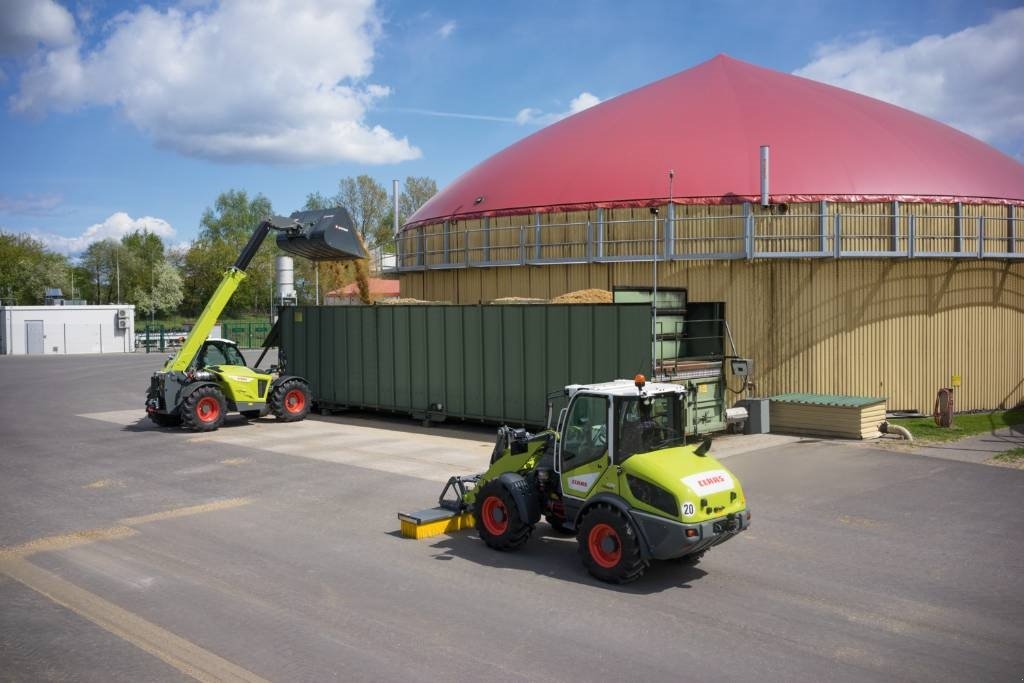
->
[475,481,532,551]
[577,505,647,584]
[270,379,311,422]
[181,386,226,432]
[148,411,181,428]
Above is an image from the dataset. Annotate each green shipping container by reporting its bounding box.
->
[279,304,653,427]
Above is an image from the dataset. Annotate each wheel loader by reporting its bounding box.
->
[145,208,365,432]
[400,375,750,583]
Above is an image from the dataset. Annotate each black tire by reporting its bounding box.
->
[577,504,648,584]
[148,411,181,428]
[545,514,575,536]
[270,379,311,422]
[474,480,532,551]
[181,386,226,432]
[240,410,262,420]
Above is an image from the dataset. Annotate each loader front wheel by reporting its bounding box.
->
[270,379,311,422]
[577,505,647,584]
[475,481,532,551]
[181,386,226,432]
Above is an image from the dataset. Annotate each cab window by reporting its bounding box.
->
[561,394,609,467]
[615,394,683,461]
[198,342,245,368]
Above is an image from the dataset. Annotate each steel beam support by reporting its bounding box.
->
[586,221,594,262]
[519,226,526,265]
[978,216,984,258]
[595,208,605,258]
[416,226,425,267]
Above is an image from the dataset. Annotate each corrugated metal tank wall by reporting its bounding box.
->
[401,259,1024,413]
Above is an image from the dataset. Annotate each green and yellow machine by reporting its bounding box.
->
[145,208,365,432]
[400,375,750,583]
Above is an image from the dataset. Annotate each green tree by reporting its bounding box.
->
[0,231,70,304]
[182,190,274,316]
[335,175,389,247]
[133,260,184,321]
[80,239,121,304]
[399,176,438,224]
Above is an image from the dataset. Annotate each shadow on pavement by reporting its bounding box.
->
[407,523,709,595]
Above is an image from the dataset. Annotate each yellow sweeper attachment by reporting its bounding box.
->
[398,474,480,539]
[398,509,475,539]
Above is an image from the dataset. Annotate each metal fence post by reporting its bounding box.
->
[534,212,542,261]
[833,212,842,258]
[977,216,984,258]
[1010,205,1017,254]
[519,225,526,265]
[482,216,490,263]
[908,215,916,258]
[595,208,605,258]
[743,202,753,259]
[819,200,828,254]
[891,200,900,253]
[416,226,425,267]
[586,221,593,261]
[665,203,675,259]
[442,220,450,265]
[954,202,963,253]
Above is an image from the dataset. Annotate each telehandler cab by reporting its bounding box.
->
[401,375,750,583]
[145,208,365,432]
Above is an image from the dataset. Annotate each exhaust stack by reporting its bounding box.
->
[760,145,770,207]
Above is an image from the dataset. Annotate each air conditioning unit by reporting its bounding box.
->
[117,318,128,329]
[117,309,128,319]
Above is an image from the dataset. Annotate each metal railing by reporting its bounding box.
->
[387,202,1023,271]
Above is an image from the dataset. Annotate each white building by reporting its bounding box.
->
[0,305,135,355]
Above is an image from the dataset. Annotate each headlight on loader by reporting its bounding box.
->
[626,474,678,518]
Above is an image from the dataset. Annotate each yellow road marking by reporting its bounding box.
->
[0,527,139,560]
[83,479,125,489]
[220,458,249,466]
[0,556,268,683]
[119,498,251,527]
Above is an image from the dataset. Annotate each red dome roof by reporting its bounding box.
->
[407,55,1024,228]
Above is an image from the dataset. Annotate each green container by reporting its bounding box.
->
[684,375,726,435]
[279,304,652,427]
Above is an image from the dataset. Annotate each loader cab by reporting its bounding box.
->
[555,380,687,501]
[193,338,247,370]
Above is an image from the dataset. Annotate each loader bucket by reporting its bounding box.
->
[275,207,367,261]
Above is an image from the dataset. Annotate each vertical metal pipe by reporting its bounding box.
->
[651,207,658,376]
[534,212,542,261]
[743,202,753,259]
[392,179,400,238]
[759,145,770,207]
[595,208,605,259]
[978,216,984,258]
[833,212,842,258]
[314,264,319,305]
[1009,205,1016,254]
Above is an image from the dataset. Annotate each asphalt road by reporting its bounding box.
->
[1,353,1022,682]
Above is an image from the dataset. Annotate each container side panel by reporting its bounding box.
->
[444,308,465,417]
[481,306,505,419]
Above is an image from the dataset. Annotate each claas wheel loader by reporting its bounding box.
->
[400,375,750,584]
[145,208,365,432]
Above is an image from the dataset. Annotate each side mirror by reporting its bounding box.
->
[694,437,712,456]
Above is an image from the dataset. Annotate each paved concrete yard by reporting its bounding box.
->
[1,353,1023,681]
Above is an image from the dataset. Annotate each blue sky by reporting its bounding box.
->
[1,0,1021,254]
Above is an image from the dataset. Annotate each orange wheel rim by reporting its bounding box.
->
[588,523,621,568]
[284,389,306,413]
[196,396,220,422]
[481,496,509,535]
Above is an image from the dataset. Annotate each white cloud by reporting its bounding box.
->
[794,8,1024,152]
[516,91,601,126]
[9,0,421,165]
[0,0,76,55]
[437,20,456,39]
[34,212,176,255]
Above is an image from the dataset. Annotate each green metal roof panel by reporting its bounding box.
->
[770,393,885,408]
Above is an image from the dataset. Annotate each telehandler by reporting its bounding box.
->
[145,208,364,432]
[400,375,750,583]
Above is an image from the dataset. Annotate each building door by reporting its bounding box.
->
[25,320,44,354]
